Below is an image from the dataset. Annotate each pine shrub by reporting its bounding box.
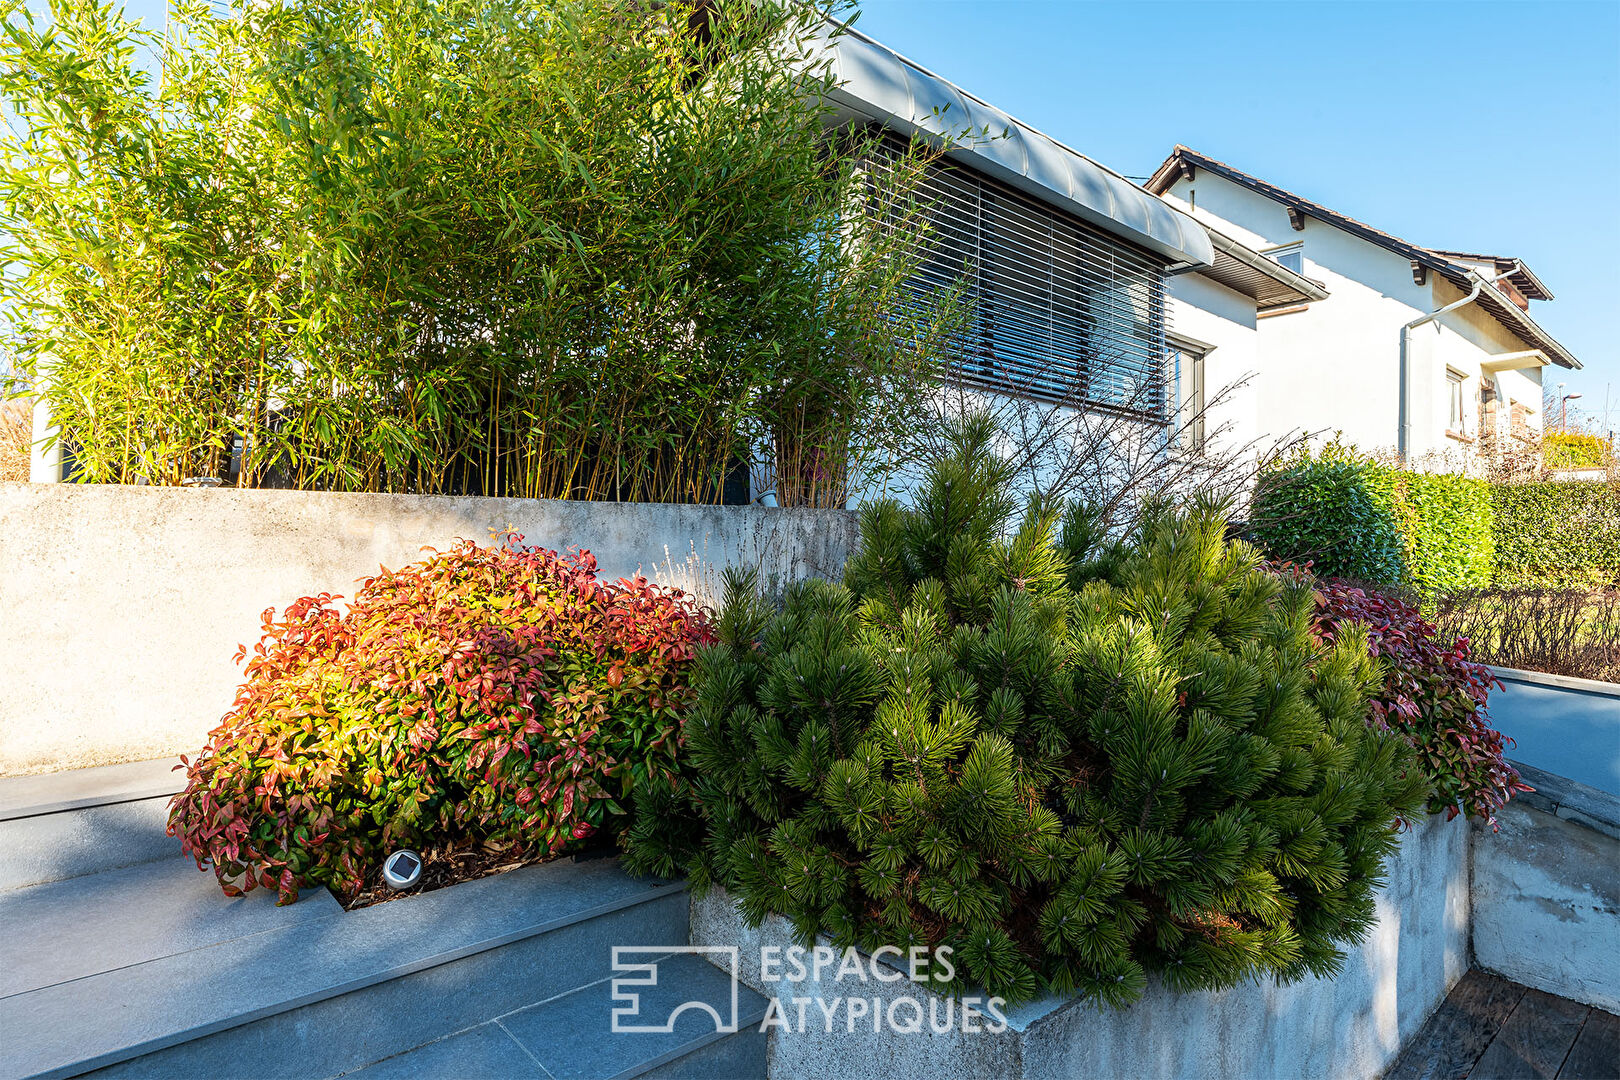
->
[626,418,1426,1005]
[170,536,711,903]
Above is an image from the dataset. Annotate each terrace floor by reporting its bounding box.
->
[1389,969,1619,1080]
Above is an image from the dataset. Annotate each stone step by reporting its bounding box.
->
[1,854,687,1080]
[0,759,185,892]
[341,953,769,1080]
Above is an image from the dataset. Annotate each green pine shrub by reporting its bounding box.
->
[1250,441,1492,596]
[1489,481,1620,588]
[169,536,711,904]
[626,418,1426,1005]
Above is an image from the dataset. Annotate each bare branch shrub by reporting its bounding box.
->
[905,363,1303,532]
[1433,586,1620,683]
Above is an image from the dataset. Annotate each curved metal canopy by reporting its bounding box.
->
[814,27,1215,271]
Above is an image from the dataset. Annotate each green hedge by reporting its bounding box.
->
[1250,444,1493,596]
[1402,471,1495,597]
[1543,432,1612,470]
[1490,482,1620,587]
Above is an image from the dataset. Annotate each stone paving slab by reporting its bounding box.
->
[0,759,185,822]
[500,953,768,1080]
[2,858,683,1080]
[345,1023,546,1080]
[0,855,343,999]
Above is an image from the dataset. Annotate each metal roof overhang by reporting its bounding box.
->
[813,27,1215,272]
[1203,229,1330,309]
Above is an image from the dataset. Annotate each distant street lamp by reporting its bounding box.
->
[1562,392,1583,429]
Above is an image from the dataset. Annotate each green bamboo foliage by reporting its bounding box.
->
[0,0,955,502]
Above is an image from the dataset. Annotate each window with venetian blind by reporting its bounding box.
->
[862,132,1171,417]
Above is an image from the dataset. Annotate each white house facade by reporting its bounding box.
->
[1146,147,1583,467]
[802,27,1318,506]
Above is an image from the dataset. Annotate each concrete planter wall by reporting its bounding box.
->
[690,813,1471,1080]
[1472,762,1620,1012]
[0,482,855,776]
[1487,665,1620,797]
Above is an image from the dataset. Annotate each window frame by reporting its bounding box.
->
[1262,242,1305,277]
[1167,335,1210,455]
[1446,368,1467,436]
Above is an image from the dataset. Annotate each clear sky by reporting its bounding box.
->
[57,0,1620,429]
[848,0,1620,431]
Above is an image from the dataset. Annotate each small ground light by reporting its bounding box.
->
[382,850,423,890]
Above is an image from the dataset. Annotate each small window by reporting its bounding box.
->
[1264,242,1304,276]
[1447,370,1466,434]
[1168,339,1207,453]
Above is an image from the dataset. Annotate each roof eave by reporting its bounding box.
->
[816,29,1213,269]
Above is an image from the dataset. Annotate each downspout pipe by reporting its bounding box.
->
[1398,262,1520,460]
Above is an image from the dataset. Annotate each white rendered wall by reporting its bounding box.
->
[1160,175,1551,465]
[1167,270,1262,460]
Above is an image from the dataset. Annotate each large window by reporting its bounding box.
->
[863,134,1170,415]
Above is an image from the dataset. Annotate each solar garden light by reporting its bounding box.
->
[382,850,424,891]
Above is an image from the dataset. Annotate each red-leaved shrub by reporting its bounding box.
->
[1311,577,1527,827]
[169,535,712,903]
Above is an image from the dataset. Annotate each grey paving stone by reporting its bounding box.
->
[345,1024,544,1080]
[0,759,185,821]
[94,890,690,1080]
[642,1029,766,1080]
[7,859,683,1080]
[0,796,179,892]
[501,953,769,1080]
[0,855,343,998]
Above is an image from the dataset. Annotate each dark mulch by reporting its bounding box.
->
[334,834,617,910]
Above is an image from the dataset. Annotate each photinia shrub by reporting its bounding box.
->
[1310,576,1527,827]
[169,535,712,903]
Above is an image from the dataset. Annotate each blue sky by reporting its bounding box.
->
[68,0,1620,428]
[849,0,1620,430]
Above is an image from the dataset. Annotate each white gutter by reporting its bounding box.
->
[1398,262,1519,459]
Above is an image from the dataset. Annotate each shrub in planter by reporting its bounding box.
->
[1311,578,1525,827]
[169,536,711,903]
[1249,441,1493,596]
[626,419,1426,1005]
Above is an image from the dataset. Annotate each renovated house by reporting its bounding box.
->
[800,25,1324,504]
[1146,147,1583,466]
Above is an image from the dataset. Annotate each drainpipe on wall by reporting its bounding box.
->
[1398,262,1520,460]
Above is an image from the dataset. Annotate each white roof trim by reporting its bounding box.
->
[813,26,1215,271]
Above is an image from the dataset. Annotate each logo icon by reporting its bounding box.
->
[610,946,741,1034]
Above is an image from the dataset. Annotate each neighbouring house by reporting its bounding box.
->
[1146,146,1583,467]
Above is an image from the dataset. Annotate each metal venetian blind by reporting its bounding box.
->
[864,134,1170,415]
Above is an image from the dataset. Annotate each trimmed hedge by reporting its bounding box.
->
[1249,444,1493,597]
[1401,471,1495,598]
[1490,482,1620,587]
[1543,432,1612,470]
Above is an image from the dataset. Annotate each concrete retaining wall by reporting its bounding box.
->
[0,483,855,777]
[690,813,1472,1080]
[1472,762,1620,1012]
[1487,666,1620,796]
